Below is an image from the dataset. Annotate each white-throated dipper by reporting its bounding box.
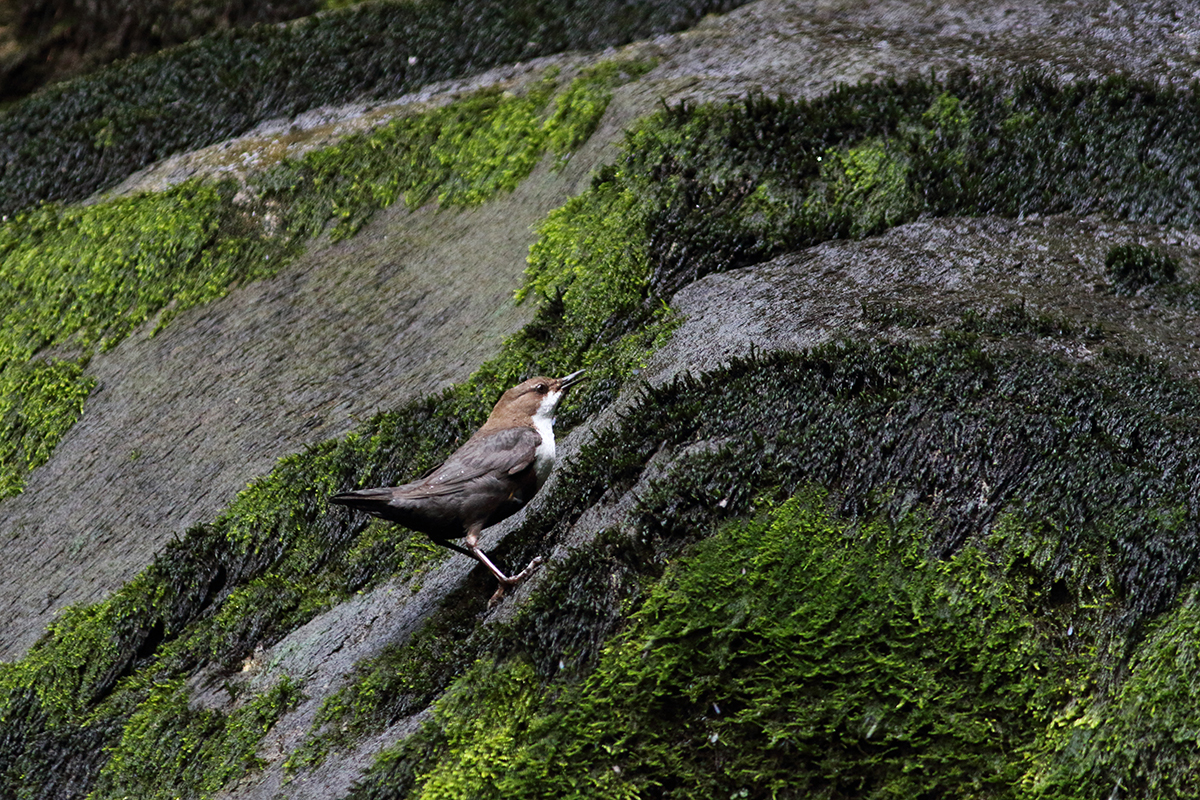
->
[330,370,585,602]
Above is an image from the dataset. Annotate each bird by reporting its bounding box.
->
[330,370,585,602]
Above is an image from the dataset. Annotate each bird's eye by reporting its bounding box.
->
[535,383,548,394]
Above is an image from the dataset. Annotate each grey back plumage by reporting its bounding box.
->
[329,425,543,539]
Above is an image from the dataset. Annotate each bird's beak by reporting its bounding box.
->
[558,369,587,389]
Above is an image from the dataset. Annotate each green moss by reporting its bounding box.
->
[519,181,651,351]
[88,676,302,800]
[0,180,282,497]
[923,90,972,133]
[543,59,656,157]
[259,59,652,241]
[352,494,1079,799]
[0,0,745,215]
[0,182,226,350]
[0,359,96,497]
[341,321,1200,797]
[406,659,546,800]
[811,138,919,237]
[1027,582,1200,798]
[258,78,560,240]
[517,89,942,375]
[1104,243,1178,295]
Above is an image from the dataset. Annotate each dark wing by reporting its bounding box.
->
[329,426,541,537]
[330,427,540,503]
[417,426,541,496]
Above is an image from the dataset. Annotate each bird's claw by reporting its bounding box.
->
[487,556,545,608]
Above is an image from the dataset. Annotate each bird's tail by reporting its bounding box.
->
[328,487,395,514]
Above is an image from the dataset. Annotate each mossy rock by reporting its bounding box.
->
[5,25,1200,800]
[1105,243,1178,295]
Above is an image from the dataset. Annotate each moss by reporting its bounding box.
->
[401,659,546,800]
[88,676,303,800]
[345,713,451,800]
[9,71,1200,502]
[338,323,1200,797]
[258,58,652,241]
[0,180,281,497]
[0,0,745,216]
[0,401,471,797]
[1027,581,1200,798]
[811,138,920,237]
[955,302,1103,341]
[0,0,320,105]
[860,300,936,329]
[351,494,1081,799]
[517,87,954,373]
[1104,243,1178,295]
[257,79,559,241]
[925,75,1200,223]
[0,359,96,497]
[543,59,656,158]
[519,181,652,354]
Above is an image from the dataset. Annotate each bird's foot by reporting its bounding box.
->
[487,556,544,608]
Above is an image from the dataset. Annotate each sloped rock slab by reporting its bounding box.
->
[658,215,1200,382]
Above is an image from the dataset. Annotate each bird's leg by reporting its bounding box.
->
[463,525,544,605]
[427,537,474,558]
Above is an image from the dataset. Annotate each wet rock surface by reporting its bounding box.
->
[660,215,1200,382]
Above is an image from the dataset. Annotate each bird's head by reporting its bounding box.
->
[485,370,586,429]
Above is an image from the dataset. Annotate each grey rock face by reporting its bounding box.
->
[661,216,1200,381]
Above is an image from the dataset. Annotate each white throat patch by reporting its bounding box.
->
[532,390,561,485]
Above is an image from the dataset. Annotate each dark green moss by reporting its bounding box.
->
[348,336,1200,798]
[955,302,1103,341]
[1105,243,1179,295]
[0,0,319,105]
[0,0,745,216]
[336,327,1200,796]
[89,677,303,800]
[935,75,1200,224]
[1028,582,1200,799]
[861,300,937,328]
[353,493,1074,799]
